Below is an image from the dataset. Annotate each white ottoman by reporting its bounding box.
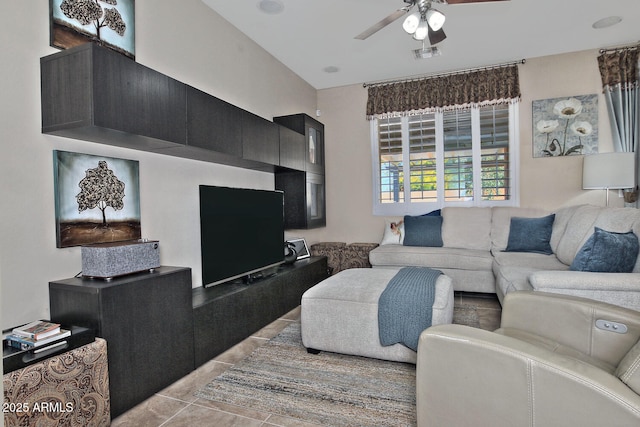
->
[301,267,453,364]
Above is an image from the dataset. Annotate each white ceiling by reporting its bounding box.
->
[202,0,640,90]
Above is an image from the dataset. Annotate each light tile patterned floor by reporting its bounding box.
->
[111,293,501,427]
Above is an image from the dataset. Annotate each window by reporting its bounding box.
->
[372,102,519,215]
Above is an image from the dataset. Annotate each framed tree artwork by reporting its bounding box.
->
[53,150,141,248]
[49,0,135,60]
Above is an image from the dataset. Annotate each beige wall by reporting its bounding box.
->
[519,50,615,209]
[296,49,618,247]
[0,1,620,331]
[0,0,317,328]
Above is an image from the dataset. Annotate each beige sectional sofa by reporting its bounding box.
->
[369,204,640,311]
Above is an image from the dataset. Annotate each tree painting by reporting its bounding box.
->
[54,151,141,247]
[77,160,126,227]
[60,0,127,41]
[50,0,135,59]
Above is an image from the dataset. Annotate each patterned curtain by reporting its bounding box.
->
[597,47,640,205]
[366,65,520,119]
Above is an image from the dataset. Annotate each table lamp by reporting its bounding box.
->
[583,152,635,206]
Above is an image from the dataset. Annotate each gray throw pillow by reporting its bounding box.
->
[403,215,443,247]
[570,227,639,273]
[504,214,555,255]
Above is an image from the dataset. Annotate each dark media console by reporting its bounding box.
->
[49,257,328,417]
[192,256,328,367]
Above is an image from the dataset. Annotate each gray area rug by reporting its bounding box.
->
[196,306,482,426]
[453,305,481,328]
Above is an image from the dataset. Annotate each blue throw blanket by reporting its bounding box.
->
[378,267,442,351]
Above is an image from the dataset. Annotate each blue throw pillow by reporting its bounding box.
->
[403,215,443,247]
[570,227,639,273]
[421,209,441,217]
[504,214,555,255]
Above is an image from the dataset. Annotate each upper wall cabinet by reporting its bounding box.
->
[278,126,306,171]
[241,111,280,165]
[274,114,325,175]
[41,43,285,173]
[274,114,326,229]
[186,86,242,158]
[41,42,187,150]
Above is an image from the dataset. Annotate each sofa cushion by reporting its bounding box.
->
[554,205,602,265]
[492,251,568,271]
[403,215,443,247]
[504,214,555,255]
[548,205,582,255]
[570,227,639,273]
[493,253,568,299]
[442,207,492,250]
[370,244,493,271]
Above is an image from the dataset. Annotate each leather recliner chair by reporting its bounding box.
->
[416,291,640,426]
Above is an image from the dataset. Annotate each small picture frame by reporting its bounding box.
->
[287,238,310,260]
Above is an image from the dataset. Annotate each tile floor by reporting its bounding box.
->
[111,292,502,427]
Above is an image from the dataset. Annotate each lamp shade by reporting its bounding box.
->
[412,21,429,41]
[583,152,635,189]
[426,9,445,31]
[403,12,421,34]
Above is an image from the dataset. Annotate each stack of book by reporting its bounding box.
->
[4,320,71,351]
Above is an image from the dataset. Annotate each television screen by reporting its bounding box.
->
[199,185,285,287]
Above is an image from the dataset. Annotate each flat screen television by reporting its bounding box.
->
[199,185,285,287]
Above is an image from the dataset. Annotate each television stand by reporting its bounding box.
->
[192,256,328,367]
[241,265,279,284]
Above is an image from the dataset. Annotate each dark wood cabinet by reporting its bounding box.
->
[276,170,306,229]
[306,172,326,228]
[40,45,329,228]
[48,267,194,418]
[276,170,326,229]
[275,114,326,229]
[274,114,325,174]
[41,42,186,150]
[192,256,328,367]
[278,125,306,171]
[241,110,280,165]
[186,86,242,157]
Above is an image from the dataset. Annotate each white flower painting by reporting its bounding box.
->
[532,94,598,157]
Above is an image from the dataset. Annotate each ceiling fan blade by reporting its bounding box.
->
[354,9,408,40]
[428,27,447,45]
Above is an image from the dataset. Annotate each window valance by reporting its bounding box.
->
[597,47,639,89]
[366,64,521,119]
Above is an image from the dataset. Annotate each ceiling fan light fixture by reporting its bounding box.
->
[414,45,441,60]
[426,8,445,31]
[402,11,421,34]
[412,20,429,41]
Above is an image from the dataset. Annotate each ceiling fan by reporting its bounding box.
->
[355,0,509,47]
